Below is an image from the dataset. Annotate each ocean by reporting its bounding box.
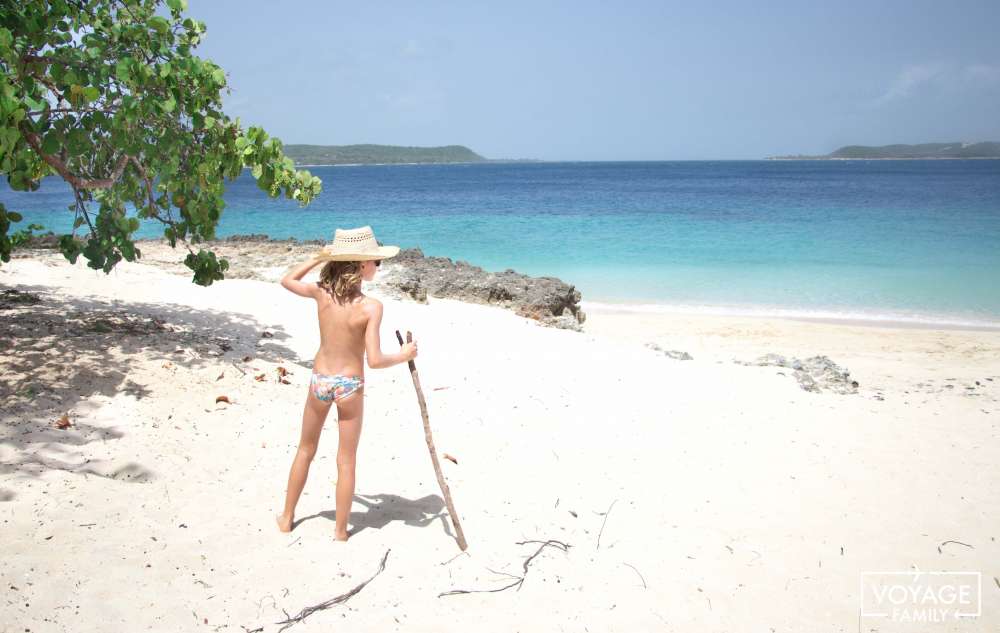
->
[4,160,1000,327]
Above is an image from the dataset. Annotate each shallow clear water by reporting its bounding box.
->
[4,160,1000,325]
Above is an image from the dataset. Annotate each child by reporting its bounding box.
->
[275,226,418,541]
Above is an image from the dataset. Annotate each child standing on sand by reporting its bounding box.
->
[275,226,418,541]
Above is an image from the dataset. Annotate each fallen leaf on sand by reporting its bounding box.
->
[215,395,231,404]
[433,386,450,391]
[242,355,252,362]
[54,414,71,429]
[216,372,225,381]
[443,452,458,464]
[254,373,266,382]
[162,362,173,369]
[279,378,291,385]
[261,442,266,448]
[261,331,274,338]
[277,366,289,378]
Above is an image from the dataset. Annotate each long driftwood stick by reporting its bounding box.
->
[396,329,468,551]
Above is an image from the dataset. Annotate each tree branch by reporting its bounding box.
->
[20,124,132,190]
[73,187,96,236]
[27,105,120,117]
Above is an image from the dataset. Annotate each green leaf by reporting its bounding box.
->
[41,131,61,155]
[59,235,82,264]
[148,16,171,34]
[23,95,48,112]
[162,96,176,113]
[166,0,188,12]
[115,58,132,83]
[66,128,89,155]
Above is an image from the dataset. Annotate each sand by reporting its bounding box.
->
[2,251,998,632]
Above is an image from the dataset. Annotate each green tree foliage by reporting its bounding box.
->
[0,0,322,284]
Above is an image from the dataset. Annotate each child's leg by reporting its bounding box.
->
[277,390,333,532]
[333,390,364,541]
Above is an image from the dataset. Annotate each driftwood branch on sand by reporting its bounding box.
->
[438,539,571,597]
[396,329,469,551]
[271,549,391,632]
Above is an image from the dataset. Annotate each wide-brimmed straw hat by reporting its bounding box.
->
[316,226,400,262]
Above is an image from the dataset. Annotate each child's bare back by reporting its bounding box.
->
[274,227,415,541]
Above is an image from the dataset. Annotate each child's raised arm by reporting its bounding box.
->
[280,257,322,298]
[363,299,418,369]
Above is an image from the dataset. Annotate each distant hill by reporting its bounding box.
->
[769,142,1000,160]
[283,144,486,165]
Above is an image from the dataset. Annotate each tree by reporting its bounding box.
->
[0,0,322,285]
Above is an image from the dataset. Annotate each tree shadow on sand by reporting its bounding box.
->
[0,284,302,493]
[296,492,456,542]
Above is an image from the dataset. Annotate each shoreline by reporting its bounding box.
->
[19,233,1000,334]
[581,300,1000,332]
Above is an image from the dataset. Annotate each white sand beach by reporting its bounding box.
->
[2,251,998,632]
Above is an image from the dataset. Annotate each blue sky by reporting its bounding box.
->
[191,1,1000,160]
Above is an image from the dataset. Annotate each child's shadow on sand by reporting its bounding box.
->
[296,492,455,541]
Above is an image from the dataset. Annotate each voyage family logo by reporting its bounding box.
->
[861,571,981,623]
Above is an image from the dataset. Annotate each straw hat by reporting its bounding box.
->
[316,226,400,261]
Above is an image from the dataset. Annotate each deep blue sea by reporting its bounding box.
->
[4,160,1000,326]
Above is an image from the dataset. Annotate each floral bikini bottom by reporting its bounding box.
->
[309,372,364,403]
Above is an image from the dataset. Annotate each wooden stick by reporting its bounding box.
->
[396,329,468,551]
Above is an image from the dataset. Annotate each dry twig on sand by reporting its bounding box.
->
[271,549,390,631]
[938,539,974,553]
[438,540,571,597]
[623,562,647,588]
[596,499,617,550]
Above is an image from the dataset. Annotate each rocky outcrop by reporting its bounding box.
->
[19,233,587,331]
[18,232,61,249]
[378,248,586,331]
[221,234,323,245]
[736,353,859,394]
[110,236,586,330]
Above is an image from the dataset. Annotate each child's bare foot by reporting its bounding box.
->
[334,529,349,542]
[276,513,294,533]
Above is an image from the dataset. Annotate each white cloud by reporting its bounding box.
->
[873,63,948,105]
[873,62,1000,106]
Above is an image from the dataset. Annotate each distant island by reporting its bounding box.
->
[768,142,1000,160]
[283,144,486,165]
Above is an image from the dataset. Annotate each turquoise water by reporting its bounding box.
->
[4,160,1000,325]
